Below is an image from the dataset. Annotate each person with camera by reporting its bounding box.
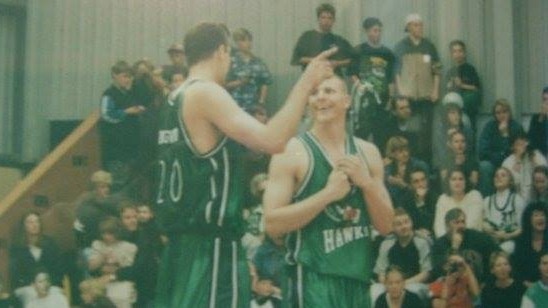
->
[431,208,498,283]
[429,252,480,308]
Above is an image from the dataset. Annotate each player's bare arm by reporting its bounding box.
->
[335,139,394,235]
[184,48,338,155]
[264,139,351,238]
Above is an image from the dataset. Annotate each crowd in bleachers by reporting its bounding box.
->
[2,3,548,308]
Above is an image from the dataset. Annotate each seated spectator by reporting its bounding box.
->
[242,173,268,260]
[482,167,526,253]
[250,235,285,308]
[401,168,439,237]
[531,166,548,203]
[520,251,548,308]
[527,86,548,157]
[429,252,480,308]
[481,251,526,308]
[378,97,421,158]
[439,130,479,189]
[478,99,524,195]
[374,266,424,308]
[118,203,163,307]
[372,208,431,302]
[502,132,547,202]
[9,212,64,289]
[445,40,481,128]
[433,168,483,237]
[136,203,165,245]
[87,217,137,308]
[432,208,498,283]
[512,202,548,287]
[14,269,69,308]
[225,28,272,112]
[432,93,474,169]
[384,136,429,207]
[79,278,116,308]
[74,170,121,249]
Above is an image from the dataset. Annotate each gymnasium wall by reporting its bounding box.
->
[16,0,548,161]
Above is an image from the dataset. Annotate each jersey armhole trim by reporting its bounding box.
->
[177,79,228,159]
[294,137,314,199]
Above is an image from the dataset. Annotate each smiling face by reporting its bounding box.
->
[531,210,547,232]
[308,77,349,124]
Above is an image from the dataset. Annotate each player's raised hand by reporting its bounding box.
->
[301,47,338,87]
[324,169,351,202]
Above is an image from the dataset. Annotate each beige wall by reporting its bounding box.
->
[18,0,546,161]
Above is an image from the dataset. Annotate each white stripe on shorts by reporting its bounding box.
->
[231,241,238,308]
[209,238,221,308]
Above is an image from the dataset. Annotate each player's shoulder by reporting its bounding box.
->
[353,136,381,156]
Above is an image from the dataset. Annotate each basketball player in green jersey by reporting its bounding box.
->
[264,76,394,307]
[154,23,337,308]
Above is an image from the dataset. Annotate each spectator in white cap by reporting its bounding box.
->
[432,92,475,169]
[394,13,441,165]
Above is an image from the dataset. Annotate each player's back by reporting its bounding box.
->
[155,80,246,239]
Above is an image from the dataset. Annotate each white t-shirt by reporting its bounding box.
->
[434,190,483,237]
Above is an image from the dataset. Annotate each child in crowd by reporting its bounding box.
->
[14,269,69,308]
[242,173,268,260]
[79,278,116,308]
[87,217,137,308]
[374,266,424,308]
[502,132,547,202]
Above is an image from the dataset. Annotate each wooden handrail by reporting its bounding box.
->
[0,110,100,214]
[0,110,102,291]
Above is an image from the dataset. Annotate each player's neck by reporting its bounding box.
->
[188,62,224,84]
[310,122,346,149]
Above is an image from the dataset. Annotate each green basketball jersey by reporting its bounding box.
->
[286,132,374,281]
[155,80,245,238]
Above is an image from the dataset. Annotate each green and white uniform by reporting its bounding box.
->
[286,132,374,308]
[154,80,250,308]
